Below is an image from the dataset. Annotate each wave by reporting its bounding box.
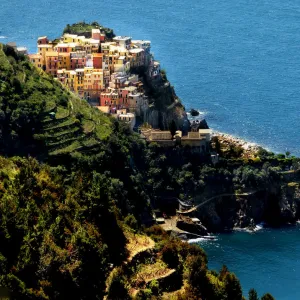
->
[254,223,265,231]
[0,36,7,39]
[233,222,265,233]
[187,237,206,243]
[188,236,218,243]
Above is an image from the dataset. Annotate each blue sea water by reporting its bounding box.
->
[1,0,300,156]
[198,227,300,300]
[1,0,300,298]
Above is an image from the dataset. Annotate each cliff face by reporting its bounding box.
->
[143,102,188,131]
[142,76,189,131]
[195,179,300,232]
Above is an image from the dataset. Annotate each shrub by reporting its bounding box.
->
[161,241,179,269]
[124,214,138,232]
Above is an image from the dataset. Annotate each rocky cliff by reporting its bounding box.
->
[142,72,190,132]
[194,173,300,232]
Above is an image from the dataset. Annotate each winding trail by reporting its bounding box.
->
[177,191,258,214]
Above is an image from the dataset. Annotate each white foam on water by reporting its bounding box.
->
[0,36,7,39]
[254,223,264,231]
[187,237,206,243]
[188,236,217,243]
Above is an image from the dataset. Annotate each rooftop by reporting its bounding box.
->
[132,40,151,44]
[28,54,42,58]
[58,52,71,56]
[92,29,100,33]
[63,34,78,38]
[123,86,137,92]
[113,36,132,41]
[38,44,53,48]
[119,113,135,118]
[56,42,79,48]
[199,129,212,134]
[191,218,200,223]
[45,51,58,56]
[129,48,144,53]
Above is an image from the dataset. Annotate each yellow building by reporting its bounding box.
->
[62,34,84,43]
[83,68,104,101]
[62,70,76,91]
[74,69,85,96]
[58,53,71,69]
[45,51,59,76]
[28,54,43,69]
[38,44,54,66]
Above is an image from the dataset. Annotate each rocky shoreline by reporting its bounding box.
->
[212,130,262,157]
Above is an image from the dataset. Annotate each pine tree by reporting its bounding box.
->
[261,293,275,300]
[249,288,259,300]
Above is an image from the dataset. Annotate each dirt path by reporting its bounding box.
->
[177,191,258,214]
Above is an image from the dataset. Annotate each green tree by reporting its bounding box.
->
[261,293,275,300]
[224,273,243,300]
[249,288,259,300]
[161,241,179,269]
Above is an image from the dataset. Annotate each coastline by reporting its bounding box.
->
[212,130,262,156]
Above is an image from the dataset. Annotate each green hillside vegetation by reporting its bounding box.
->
[0,44,279,299]
[63,21,115,39]
[0,43,112,159]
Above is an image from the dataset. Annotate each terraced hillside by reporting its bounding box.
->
[0,43,112,158]
[40,95,112,156]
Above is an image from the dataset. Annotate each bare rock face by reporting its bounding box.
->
[144,105,187,131]
[279,183,300,221]
[194,183,300,232]
[143,78,188,131]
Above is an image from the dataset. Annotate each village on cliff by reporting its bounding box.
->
[7,26,214,153]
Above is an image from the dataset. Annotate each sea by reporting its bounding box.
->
[0,0,300,298]
[195,226,300,300]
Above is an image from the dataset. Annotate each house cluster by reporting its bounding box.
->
[28,28,161,120]
[26,27,213,152]
[140,128,212,153]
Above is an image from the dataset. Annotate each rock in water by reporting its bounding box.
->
[190,108,200,116]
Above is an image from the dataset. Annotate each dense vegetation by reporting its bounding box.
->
[63,21,115,39]
[0,44,283,299]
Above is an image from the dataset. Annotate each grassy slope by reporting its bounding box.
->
[0,44,112,158]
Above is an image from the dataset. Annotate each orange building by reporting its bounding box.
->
[58,53,71,69]
[45,52,59,76]
[92,53,103,69]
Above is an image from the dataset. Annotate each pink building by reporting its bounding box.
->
[100,88,130,109]
[71,57,86,69]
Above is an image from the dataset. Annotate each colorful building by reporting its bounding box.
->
[45,51,59,76]
[28,54,43,69]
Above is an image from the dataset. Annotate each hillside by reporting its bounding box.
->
[0,44,112,159]
[63,21,115,39]
[0,44,278,299]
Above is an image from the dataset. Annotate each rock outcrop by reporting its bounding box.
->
[142,73,188,131]
[194,181,300,232]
